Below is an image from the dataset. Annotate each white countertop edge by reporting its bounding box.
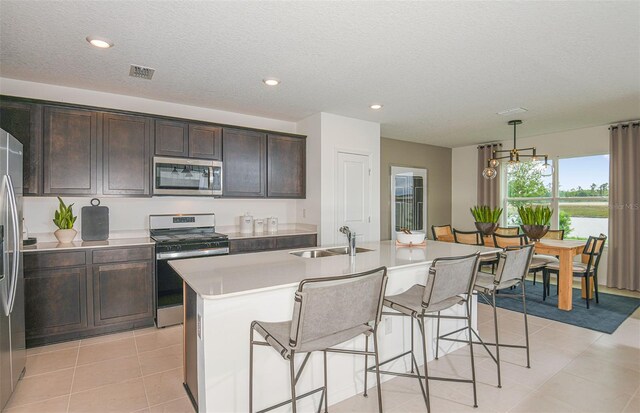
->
[224,230,318,240]
[189,258,437,300]
[23,238,155,253]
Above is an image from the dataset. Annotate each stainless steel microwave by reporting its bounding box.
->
[153,156,223,196]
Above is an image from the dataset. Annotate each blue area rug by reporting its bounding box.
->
[491,280,640,334]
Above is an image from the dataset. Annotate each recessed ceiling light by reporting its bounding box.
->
[86,36,113,49]
[370,104,383,110]
[263,78,280,86]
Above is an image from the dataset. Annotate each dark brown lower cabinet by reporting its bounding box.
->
[24,267,88,337]
[229,234,317,254]
[93,261,154,326]
[24,245,155,347]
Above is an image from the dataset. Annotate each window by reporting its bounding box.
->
[558,155,609,240]
[503,154,609,240]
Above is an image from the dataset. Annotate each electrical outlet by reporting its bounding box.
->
[385,318,392,335]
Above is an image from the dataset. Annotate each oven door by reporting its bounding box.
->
[155,246,228,327]
[153,157,222,196]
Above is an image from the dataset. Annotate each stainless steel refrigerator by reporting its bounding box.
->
[0,129,25,410]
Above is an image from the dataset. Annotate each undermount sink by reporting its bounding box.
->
[290,249,338,258]
[324,247,373,255]
[290,247,374,258]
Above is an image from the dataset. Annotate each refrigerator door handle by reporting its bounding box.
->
[6,175,19,314]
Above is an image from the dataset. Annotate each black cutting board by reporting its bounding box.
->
[81,198,109,241]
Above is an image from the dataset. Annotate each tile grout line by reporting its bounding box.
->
[66,342,81,413]
[133,331,152,410]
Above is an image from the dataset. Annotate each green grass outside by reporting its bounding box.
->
[560,204,609,218]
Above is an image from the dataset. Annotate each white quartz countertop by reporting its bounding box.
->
[23,237,155,253]
[169,240,500,299]
[223,228,317,240]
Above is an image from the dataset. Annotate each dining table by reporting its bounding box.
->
[437,234,588,311]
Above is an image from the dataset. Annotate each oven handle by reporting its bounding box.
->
[157,248,229,260]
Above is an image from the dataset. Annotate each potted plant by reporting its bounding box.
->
[517,204,552,241]
[470,205,502,236]
[53,197,78,243]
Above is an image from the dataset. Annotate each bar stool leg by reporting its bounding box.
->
[434,311,441,360]
[466,301,478,408]
[417,315,431,412]
[521,280,531,369]
[410,320,415,372]
[364,335,369,398]
[492,290,502,388]
[372,329,384,413]
[323,350,329,413]
[289,353,297,413]
[249,327,254,413]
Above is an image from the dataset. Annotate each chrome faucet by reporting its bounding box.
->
[339,226,357,256]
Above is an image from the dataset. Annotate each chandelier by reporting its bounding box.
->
[482,120,552,180]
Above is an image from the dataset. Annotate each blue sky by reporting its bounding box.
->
[558,155,609,190]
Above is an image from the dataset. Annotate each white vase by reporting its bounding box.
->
[54,228,77,243]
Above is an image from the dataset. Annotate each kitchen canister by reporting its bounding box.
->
[254,218,265,234]
[267,217,278,233]
[240,213,254,234]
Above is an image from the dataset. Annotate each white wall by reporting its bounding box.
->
[0,78,296,133]
[24,197,298,237]
[295,113,322,236]
[0,78,305,236]
[296,113,381,246]
[451,124,610,283]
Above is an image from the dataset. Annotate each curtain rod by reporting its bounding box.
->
[609,121,640,130]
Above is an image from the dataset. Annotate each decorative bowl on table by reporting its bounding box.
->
[520,225,549,241]
[474,222,499,236]
[396,231,426,245]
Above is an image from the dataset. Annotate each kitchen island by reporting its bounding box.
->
[169,240,500,412]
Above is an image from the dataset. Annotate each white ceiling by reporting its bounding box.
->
[1,1,639,147]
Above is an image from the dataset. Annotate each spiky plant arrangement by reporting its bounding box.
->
[53,197,77,230]
[517,205,553,226]
[470,205,503,223]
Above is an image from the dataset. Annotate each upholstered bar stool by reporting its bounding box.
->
[373,253,481,412]
[250,267,388,413]
[439,245,535,388]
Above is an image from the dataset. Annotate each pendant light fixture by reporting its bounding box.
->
[482,120,552,179]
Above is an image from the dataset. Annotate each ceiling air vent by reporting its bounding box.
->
[497,107,528,116]
[129,64,155,80]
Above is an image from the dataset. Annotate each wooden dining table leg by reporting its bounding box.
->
[557,249,574,311]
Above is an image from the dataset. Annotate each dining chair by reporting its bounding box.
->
[495,227,519,236]
[542,229,565,240]
[250,267,388,413]
[492,233,549,285]
[431,224,453,241]
[438,245,535,388]
[543,234,607,308]
[453,229,498,273]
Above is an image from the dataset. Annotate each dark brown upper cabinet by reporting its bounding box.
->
[222,128,266,197]
[102,113,152,196]
[0,100,43,196]
[155,120,221,161]
[188,124,222,160]
[267,134,306,198]
[43,106,98,195]
[155,119,188,157]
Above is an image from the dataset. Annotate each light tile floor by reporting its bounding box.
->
[5,285,639,413]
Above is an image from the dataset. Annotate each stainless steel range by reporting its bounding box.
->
[150,213,228,328]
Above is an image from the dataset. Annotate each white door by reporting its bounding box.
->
[336,151,371,243]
